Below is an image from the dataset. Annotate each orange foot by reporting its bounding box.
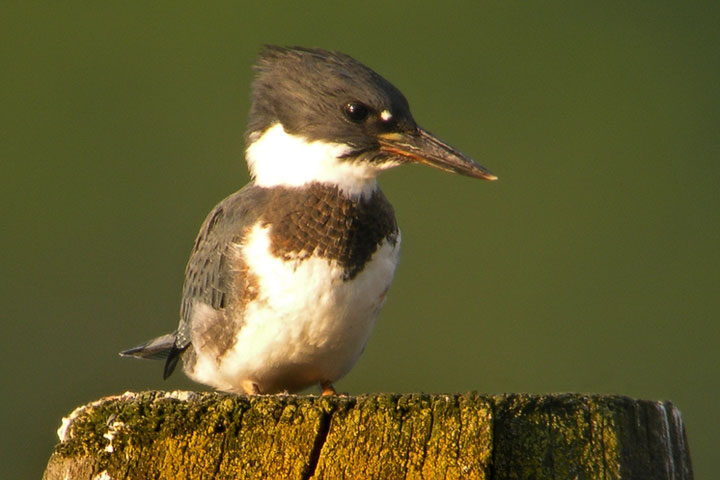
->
[321,382,336,396]
[242,380,261,395]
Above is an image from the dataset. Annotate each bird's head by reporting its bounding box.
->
[245,46,496,197]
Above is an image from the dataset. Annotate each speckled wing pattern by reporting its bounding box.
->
[163,182,398,379]
[164,185,268,378]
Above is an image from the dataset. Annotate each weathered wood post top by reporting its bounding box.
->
[44,391,692,480]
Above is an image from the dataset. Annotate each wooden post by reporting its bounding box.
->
[43,391,692,480]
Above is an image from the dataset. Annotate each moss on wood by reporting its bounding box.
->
[44,392,692,480]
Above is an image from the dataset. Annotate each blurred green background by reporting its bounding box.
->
[2,2,718,478]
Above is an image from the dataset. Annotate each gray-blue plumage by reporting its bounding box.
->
[120,45,495,395]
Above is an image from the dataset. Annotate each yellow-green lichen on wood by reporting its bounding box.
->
[44,392,692,480]
[312,393,492,479]
[490,394,692,480]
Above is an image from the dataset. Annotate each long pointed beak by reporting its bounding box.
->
[378,127,497,181]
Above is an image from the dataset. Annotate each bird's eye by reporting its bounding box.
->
[343,102,370,122]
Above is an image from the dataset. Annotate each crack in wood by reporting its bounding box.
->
[302,407,333,480]
[43,392,693,480]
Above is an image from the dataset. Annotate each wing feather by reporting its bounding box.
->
[165,184,268,375]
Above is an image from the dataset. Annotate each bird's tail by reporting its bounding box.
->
[120,333,176,360]
[119,333,186,379]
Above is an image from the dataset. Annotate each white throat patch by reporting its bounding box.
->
[246,123,396,198]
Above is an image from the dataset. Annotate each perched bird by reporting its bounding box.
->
[121,46,496,396]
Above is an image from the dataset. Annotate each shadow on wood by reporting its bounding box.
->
[44,392,692,480]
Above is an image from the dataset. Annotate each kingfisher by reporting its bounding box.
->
[121,46,496,396]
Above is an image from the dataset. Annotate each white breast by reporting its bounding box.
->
[187,223,401,394]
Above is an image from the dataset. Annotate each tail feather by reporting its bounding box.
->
[163,344,185,379]
[120,333,189,380]
[120,333,176,360]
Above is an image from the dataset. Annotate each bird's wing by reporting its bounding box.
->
[165,184,268,377]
